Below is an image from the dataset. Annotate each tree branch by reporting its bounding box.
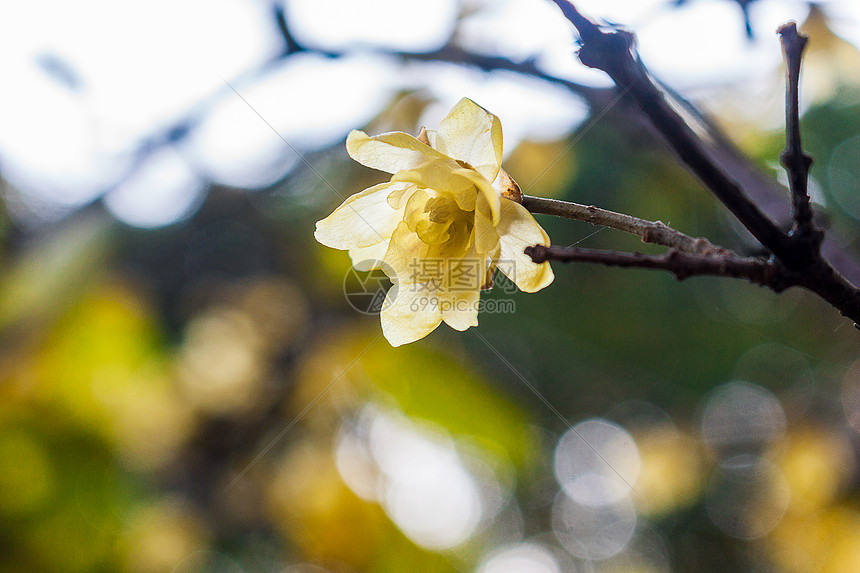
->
[525,244,788,288]
[548,0,805,267]
[540,1,860,327]
[526,242,860,325]
[522,194,728,255]
[778,22,818,246]
[403,46,607,103]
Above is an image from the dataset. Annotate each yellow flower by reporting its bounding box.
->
[315,98,553,346]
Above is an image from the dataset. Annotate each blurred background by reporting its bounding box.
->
[2,0,860,571]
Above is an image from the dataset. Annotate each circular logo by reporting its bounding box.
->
[342,260,398,315]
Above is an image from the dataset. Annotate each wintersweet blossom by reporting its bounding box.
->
[315,98,553,346]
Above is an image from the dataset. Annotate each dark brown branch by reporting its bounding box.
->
[793,261,860,327]
[544,1,860,328]
[548,0,803,267]
[525,245,788,288]
[778,22,818,246]
[527,243,860,325]
[522,194,729,255]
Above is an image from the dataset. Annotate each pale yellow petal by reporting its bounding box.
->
[314,182,405,249]
[439,246,484,331]
[346,130,446,174]
[473,191,500,255]
[458,166,501,222]
[387,183,418,209]
[434,98,503,183]
[440,287,480,331]
[391,158,501,220]
[349,241,390,270]
[382,219,473,287]
[380,283,443,346]
[382,221,434,285]
[495,199,554,293]
[391,158,478,212]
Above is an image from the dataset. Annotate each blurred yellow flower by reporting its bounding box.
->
[315,98,553,346]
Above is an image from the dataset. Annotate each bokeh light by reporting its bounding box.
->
[705,454,790,539]
[700,381,786,451]
[104,146,206,228]
[554,418,640,506]
[826,134,860,220]
[633,425,706,517]
[477,542,562,573]
[0,427,55,516]
[177,308,266,416]
[351,405,496,549]
[552,491,637,560]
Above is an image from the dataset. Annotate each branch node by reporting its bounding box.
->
[778,21,819,252]
[525,244,549,264]
[578,28,635,72]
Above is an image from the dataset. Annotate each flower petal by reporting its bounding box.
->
[440,287,480,331]
[434,98,503,183]
[439,244,484,331]
[495,199,554,293]
[380,283,443,346]
[392,158,501,220]
[458,165,501,222]
[474,190,500,255]
[314,182,408,249]
[391,158,477,212]
[346,130,446,174]
[382,221,435,284]
[349,241,390,270]
[387,183,417,209]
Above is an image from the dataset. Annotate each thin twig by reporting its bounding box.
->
[522,194,728,255]
[403,46,607,102]
[778,22,818,246]
[525,245,787,288]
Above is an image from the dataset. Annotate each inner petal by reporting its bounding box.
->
[405,191,466,246]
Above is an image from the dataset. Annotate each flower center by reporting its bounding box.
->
[405,190,473,247]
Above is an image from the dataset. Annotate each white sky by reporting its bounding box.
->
[0,0,857,227]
